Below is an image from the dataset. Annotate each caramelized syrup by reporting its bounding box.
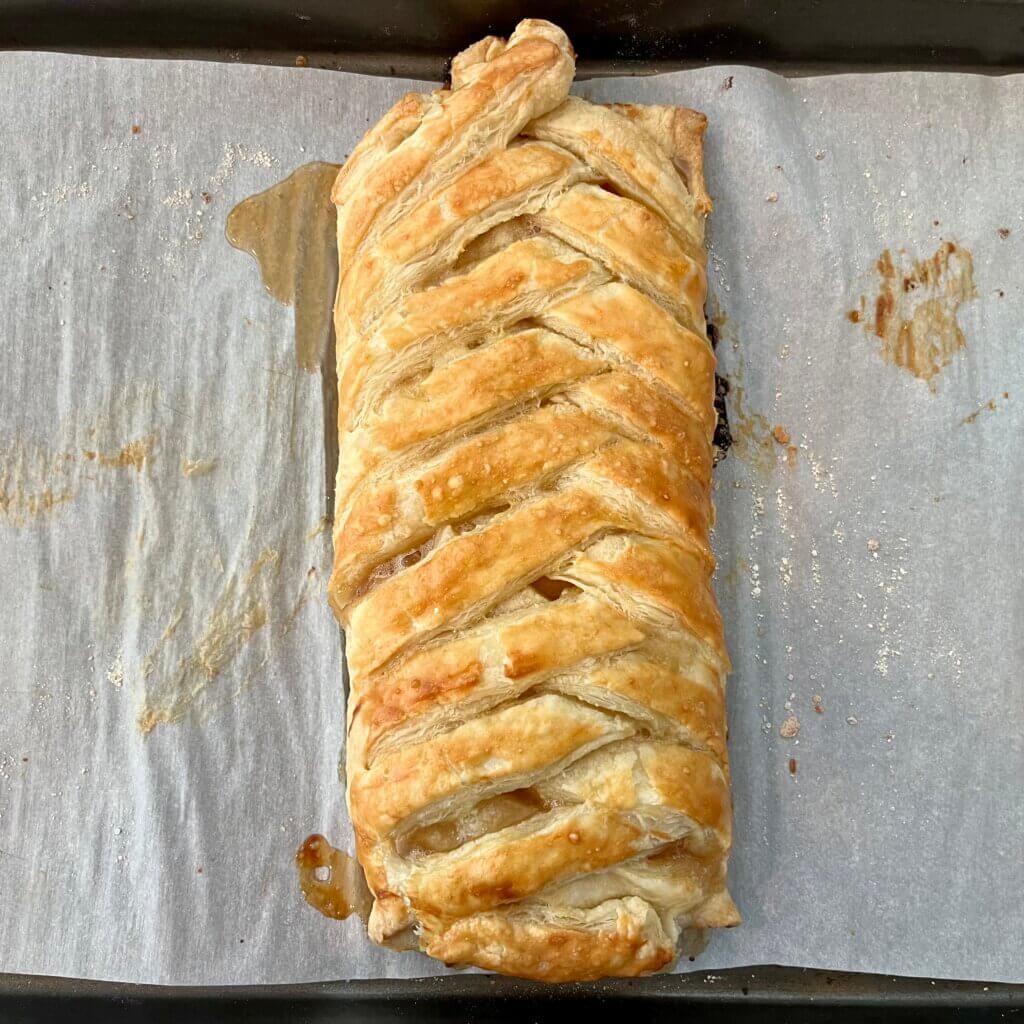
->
[226,162,341,373]
[295,834,372,922]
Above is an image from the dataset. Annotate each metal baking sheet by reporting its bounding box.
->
[3,0,1024,75]
[0,0,1019,1011]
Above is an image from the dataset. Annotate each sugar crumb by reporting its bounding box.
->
[106,655,124,688]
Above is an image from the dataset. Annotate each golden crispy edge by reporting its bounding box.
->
[605,102,712,214]
[425,900,677,982]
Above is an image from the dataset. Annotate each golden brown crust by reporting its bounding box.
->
[406,808,649,919]
[350,694,629,838]
[568,536,727,664]
[335,24,575,277]
[540,281,717,432]
[568,653,727,762]
[605,103,712,215]
[407,741,733,948]
[523,95,706,257]
[425,898,677,982]
[536,184,707,330]
[329,17,735,982]
[347,594,648,773]
[331,91,436,206]
[330,327,603,535]
[334,235,607,435]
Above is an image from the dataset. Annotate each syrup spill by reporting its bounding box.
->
[296,834,372,922]
[226,162,341,374]
[726,380,774,474]
[227,160,341,522]
[848,241,977,387]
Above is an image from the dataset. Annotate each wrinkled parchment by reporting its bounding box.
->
[0,53,1020,984]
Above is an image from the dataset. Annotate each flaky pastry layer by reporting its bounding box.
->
[329,17,738,982]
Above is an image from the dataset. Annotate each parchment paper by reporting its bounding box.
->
[0,53,1021,985]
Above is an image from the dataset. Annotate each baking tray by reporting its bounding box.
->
[3,0,1024,75]
[0,968,1022,1022]
[2,0,1023,1019]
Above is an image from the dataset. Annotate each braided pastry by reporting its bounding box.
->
[328,18,737,982]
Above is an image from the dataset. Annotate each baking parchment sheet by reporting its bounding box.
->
[0,52,1021,985]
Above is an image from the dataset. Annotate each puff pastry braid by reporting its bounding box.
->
[328,19,737,982]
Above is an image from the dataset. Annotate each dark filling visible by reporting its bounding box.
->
[707,317,733,465]
[712,374,732,465]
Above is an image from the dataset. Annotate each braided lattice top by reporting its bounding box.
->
[328,18,737,982]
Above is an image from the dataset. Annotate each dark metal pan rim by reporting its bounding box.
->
[1,0,1023,1013]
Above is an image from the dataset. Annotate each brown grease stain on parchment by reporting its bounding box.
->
[282,566,321,635]
[707,295,782,476]
[727,382,775,474]
[181,458,216,478]
[137,548,281,734]
[227,161,342,522]
[0,433,155,527]
[306,515,331,540]
[849,241,978,387]
[136,544,326,734]
[226,162,341,373]
[82,439,152,471]
[296,834,372,922]
[960,391,1010,426]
